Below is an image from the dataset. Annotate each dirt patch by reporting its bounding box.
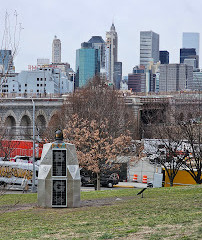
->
[0,196,137,214]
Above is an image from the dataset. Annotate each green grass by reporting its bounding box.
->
[0,185,201,240]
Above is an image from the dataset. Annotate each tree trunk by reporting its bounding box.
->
[96,172,101,191]
[170,179,173,187]
[195,175,202,184]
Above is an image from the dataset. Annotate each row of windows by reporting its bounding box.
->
[37,78,46,81]
[24,83,46,87]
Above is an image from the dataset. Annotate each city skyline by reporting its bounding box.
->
[1,0,202,76]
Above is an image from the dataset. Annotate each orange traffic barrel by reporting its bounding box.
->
[142,175,147,183]
[132,174,138,182]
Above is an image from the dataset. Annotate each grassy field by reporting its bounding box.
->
[0,185,201,240]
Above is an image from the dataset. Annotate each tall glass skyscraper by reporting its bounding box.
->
[183,32,200,55]
[88,36,105,69]
[75,43,100,88]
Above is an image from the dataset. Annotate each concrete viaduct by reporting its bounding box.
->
[0,97,63,139]
[0,93,201,139]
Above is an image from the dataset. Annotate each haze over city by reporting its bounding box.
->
[1,0,202,76]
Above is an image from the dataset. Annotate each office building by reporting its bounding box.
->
[147,62,160,92]
[2,66,73,94]
[88,36,106,69]
[51,62,70,74]
[180,48,198,68]
[114,62,122,89]
[140,31,159,67]
[183,33,200,67]
[159,51,169,64]
[0,50,14,73]
[75,43,100,88]
[52,36,61,63]
[128,63,160,93]
[191,71,202,91]
[105,23,118,84]
[159,64,193,92]
[183,32,200,55]
[128,66,146,92]
[184,58,197,70]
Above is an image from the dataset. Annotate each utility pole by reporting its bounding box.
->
[31,98,36,193]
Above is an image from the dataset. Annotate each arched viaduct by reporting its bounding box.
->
[0,98,63,140]
[0,93,201,140]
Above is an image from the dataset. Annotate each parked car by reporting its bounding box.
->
[11,156,30,163]
[80,169,119,188]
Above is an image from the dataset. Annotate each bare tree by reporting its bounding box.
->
[153,125,187,186]
[55,77,136,190]
[63,76,137,138]
[178,120,202,184]
[143,93,202,186]
[0,10,22,94]
[63,114,132,190]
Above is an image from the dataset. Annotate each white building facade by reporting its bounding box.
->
[5,67,73,95]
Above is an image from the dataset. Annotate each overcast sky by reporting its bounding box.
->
[0,0,202,76]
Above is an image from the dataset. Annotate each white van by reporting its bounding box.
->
[0,161,38,186]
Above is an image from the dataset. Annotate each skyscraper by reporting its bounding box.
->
[159,64,193,92]
[75,43,100,88]
[128,66,146,92]
[88,36,106,69]
[140,31,159,67]
[180,48,198,68]
[159,51,169,64]
[52,36,61,63]
[114,62,122,89]
[105,23,118,84]
[183,32,200,55]
[0,50,13,73]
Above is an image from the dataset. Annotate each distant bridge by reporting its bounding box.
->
[0,92,201,139]
[0,97,63,139]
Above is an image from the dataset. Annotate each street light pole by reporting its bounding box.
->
[31,98,36,192]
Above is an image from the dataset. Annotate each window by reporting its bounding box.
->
[40,78,43,81]
[25,89,27,92]
[45,78,46,81]
[37,78,39,81]
[45,84,46,86]
[25,84,27,87]
[37,89,39,92]
[40,84,43,87]
[37,84,39,87]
